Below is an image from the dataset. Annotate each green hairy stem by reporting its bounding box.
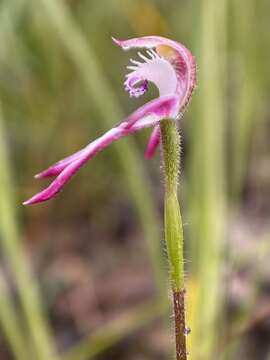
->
[160,120,187,360]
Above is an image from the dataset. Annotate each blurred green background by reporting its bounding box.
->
[0,0,269,359]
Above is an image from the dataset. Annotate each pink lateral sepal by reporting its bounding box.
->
[34,95,177,179]
[23,96,177,205]
[145,126,161,159]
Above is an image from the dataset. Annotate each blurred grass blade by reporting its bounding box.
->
[188,0,227,358]
[118,0,169,36]
[32,0,166,294]
[0,274,28,360]
[231,0,259,199]
[0,103,57,360]
[60,300,167,360]
[0,0,28,71]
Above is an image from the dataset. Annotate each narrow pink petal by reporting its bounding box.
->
[35,148,86,178]
[145,126,160,159]
[23,113,164,205]
[35,95,177,179]
[112,36,194,70]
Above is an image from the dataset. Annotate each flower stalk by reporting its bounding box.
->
[160,119,187,360]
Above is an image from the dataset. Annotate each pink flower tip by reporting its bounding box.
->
[111,36,121,46]
[22,199,32,206]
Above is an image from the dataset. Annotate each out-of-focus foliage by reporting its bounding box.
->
[0,0,269,359]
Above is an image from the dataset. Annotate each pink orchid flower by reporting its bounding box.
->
[24,36,196,205]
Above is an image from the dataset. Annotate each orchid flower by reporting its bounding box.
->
[23,36,196,205]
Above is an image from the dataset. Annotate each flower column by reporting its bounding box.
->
[160,119,187,360]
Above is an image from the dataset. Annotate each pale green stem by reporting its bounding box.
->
[160,120,184,291]
[160,120,187,360]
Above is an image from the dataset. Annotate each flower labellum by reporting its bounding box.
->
[23,36,196,205]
